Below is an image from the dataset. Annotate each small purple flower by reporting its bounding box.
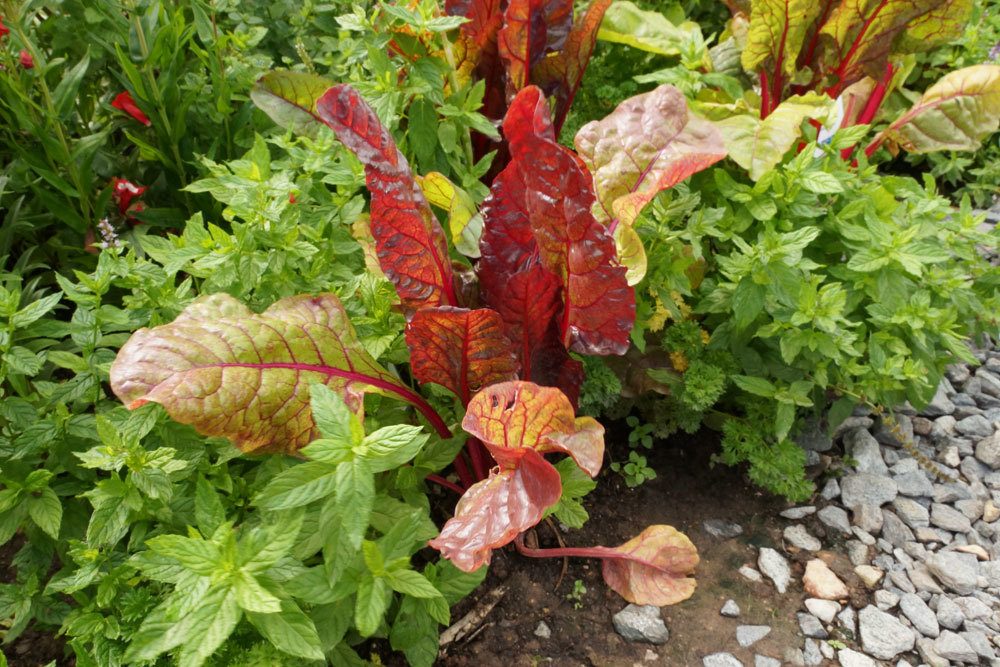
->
[989,42,1000,62]
[95,218,121,250]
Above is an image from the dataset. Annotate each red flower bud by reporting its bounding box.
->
[19,50,33,69]
[111,178,147,217]
[0,17,10,39]
[289,192,297,204]
[111,91,151,126]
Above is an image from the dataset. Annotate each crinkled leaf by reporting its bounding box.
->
[716,93,834,180]
[600,525,699,605]
[447,0,505,76]
[597,1,703,57]
[821,0,970,89]
[874,64,1000,154]
[461,381,604,475]
[428,447,561,571]
[405,307,518,404]
[110,293,417,454]
[576,85,727,229]
[533,0,613,134]
[505,86,634,355]
[251,71,334,138]
[417,172,483,258]
[741,0,824,77]
[498,0,547,95]
[316,85,456,309]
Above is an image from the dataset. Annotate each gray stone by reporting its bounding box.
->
[926,551,979,594]
[533,621,551,639]
[875,413,914,446]
[738,566,762,582]
[753,657,780,667]
[702,652,742,667]
[955,498,984,521]
[960,455,990,482]
[796,417,833,452]
[817,505,851,534]
[892,496,931,527]
[893,471,935,497]
[837,648,876,667]
[941,445,962,467]
[833,415,874,438]
[976,431,1000,469]
[957,414,993,437]
[796,612,827,639]
[858,605,916,659]
[720,599,740,617]
[930,503,973,533]
[874,589,899,609]
[892,457,920,474]
[736,625,771,648]
[853,503,883,534]
[779,506,816,519]
[935,630,978,663]
[801,638,822,666]
[847,540,869,566]
[851,526,876,545]
[908,563,944,594]
[924,383,956,417]
[612,604,669,644]
[841,473,897,508]
[917,637,950,667]
[980,560,1000,587]
[845,428,888,474]
[932,415,958,441]
[703,519,743,539]
[820,478,840,500]
[952,595,992,621]
[783,524,821,551]
[804,598,839,623]
[947,364,972,385]
[934,482,972,503]
[899,592,939,638]
[960,629,997,660]
[837,605,856,634]
[881,509,915,546]
[976,368,1000,397]
[935,595,965,630]
[757,548,791,594]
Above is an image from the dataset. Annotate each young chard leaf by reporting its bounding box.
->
[111,293,447,454]
[504,86,635,355]
[599,525,699,605]
[429,382,603,571]
[251,71,335,138]
[315,85,457,310]
[405,306,519,404]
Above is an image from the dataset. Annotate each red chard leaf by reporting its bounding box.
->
[405,307,519,404]
[600,525,699,605]
[498,0,547,95]
[541,0,575,54]
[503,86,635,356]
[110,293,447,454]
[316,85,457,310]
[429,381,605,571]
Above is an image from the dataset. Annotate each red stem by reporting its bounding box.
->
[427,473,465,495]
[467,437,488,481]
[842,62,894,161]
[829,0,890,98]
[760,70,772,119]
[452,451,476,489]
[513,533,627,561]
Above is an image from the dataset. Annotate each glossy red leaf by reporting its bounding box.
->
[111,91,151,126]
[541,0,575,53]
[532,0,614,135]
[405,307,518,404]
[316,85,456,310]
[498,0,547,95]
[428,448,560,571]
[503,86,634,356]
[600,525,699,606]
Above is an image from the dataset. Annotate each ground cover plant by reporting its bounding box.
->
[1,0,999,664]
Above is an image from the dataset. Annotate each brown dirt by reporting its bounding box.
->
[436,428,853,667]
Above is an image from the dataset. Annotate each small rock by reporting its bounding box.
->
[845,428,888,474]
[893,471,935,497]
[852,503,884,534]
[720,599,740,617]
[941,445,962,467]
[912,415,934,435]
[874,589,899,610]
[837,648,876,667]
[847,540,869,565]
[951,595,991,621]
[976,431,1000,469]
[954,543,989,560]
[983,499,999,522]
[643,648,658,662]
[796,613,827,639]
[851,526,876,544]
[836,606,856,634]
[925,551,979,594]
[753,657,780,667]
[858,605,916,660]
[933,482,971,503]
[817,505,852,534]
[820,478,840,500]
[841,473,897,508]
[736,625,771,648]
[923,383,956,417]
[533,621,551,639]
[899,592,939,638]
[956,414,993,438]
[854,564,884,588]
[881,509,915,546]
[757,548,791,594]
[960,629,996,661]
[954,498,983,521]
[907,563,943,594]
[803,598,839,623]
[917,637,950,667]
[935,595,965,630]
[930,503,973,533]
[779,505,816,519]
[702,652,742,667]
[802,559,848,599]
[802,639,822,665]
[738,566,762,583]
[703,519,743,539]
[947,364,971,385]
[935,630,978,663]
[612,604,669,644]
[892,496,930,527]
[783,524,821,551]
[796,417,833,452]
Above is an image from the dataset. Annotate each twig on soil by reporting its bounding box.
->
[439,585,507,650]
[542,518,570,591]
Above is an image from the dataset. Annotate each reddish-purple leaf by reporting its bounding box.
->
[429,381,605,570]
[503,86,635,356]
[498,0,547,95]
[532,0,614,135]
[405,307,518,404]
[541,0,575,53]
[428,448,560,571]
[316,85,456,310]
[599,525,699,606]
[109,293,448,454]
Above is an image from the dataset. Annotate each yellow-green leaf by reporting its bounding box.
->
[741,0,823,77]
[416,172,483,258]
[251,71,333,138]
[614,223,647,286]
[597,0,704,57]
